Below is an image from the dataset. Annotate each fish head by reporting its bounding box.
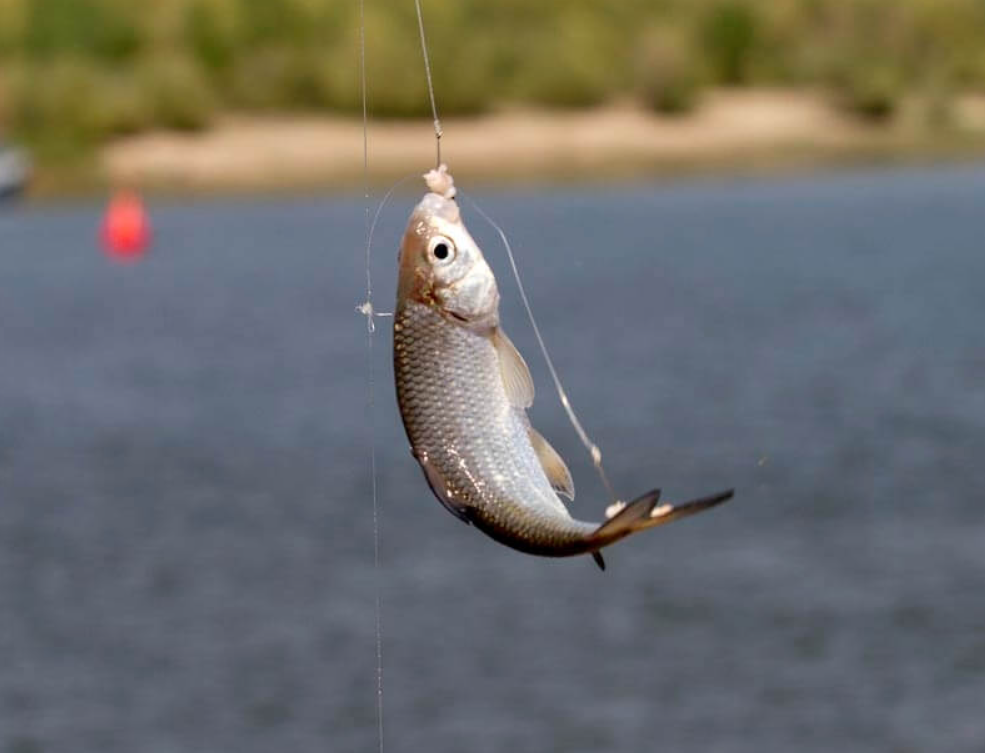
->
[398,178,499,327]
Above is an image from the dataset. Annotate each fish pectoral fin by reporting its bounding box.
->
[492,329,535,408]
[528,426,575,500]
[416,452,473,525]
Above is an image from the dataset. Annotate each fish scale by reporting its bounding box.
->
[395,300,596,556]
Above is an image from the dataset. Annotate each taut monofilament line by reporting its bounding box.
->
[357,0,385,751]
[464,195,622,505]
[413,0,443,168]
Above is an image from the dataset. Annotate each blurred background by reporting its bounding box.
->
[4,0,985,190]
[1,2,984,753]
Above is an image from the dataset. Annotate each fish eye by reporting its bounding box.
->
[428,235,456,265]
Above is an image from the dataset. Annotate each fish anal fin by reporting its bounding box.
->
[527,426,575,500]
[415,451,472,525]
[492,329,534,408]
[592,551,606,571]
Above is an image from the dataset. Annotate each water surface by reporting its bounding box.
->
[1,166,984,752]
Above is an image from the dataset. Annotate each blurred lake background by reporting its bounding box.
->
[2,166,984,752]
[2,1,985,752]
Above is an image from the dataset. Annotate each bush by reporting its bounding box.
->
[84,73,155,136]
[22,0,141,61]
[138,53,216,130]
[184,0,239,72]
[833,64,903,121]
[8,58,105,143]
[700,1,760,85]
[510,9,619,108]
[636,26,705,115]
[358,6,432,118]
[226,47,322,110]
[0,0,27,55]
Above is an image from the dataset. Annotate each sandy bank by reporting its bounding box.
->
[101,89,985,192]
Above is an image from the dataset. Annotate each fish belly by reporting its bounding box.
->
[394,301,594,555]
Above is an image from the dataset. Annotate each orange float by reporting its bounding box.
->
[101,190,151,260]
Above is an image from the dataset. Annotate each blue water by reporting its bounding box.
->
[1,166,983,752]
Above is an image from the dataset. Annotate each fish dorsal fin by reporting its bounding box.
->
[492,329,534,408]
[528,426,575,500]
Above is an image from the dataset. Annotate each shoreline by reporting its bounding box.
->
[41,89,985,195]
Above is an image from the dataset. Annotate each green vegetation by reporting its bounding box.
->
[2,0,985,151]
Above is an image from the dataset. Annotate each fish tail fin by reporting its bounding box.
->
[589,488,734,548]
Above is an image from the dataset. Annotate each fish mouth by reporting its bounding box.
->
[415,192,461,226]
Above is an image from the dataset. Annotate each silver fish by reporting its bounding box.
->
[394,165,732,568]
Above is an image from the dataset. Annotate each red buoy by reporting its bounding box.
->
[101,190,151,260]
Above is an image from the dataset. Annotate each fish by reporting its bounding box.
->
[393,165,733,569]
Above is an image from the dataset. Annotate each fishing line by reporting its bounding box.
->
[409,0,616,501]
[357,172,420,315]
[413,0,443,168]
[354,161,423,752]
[357,1,385,752]
[464,195,622,504]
